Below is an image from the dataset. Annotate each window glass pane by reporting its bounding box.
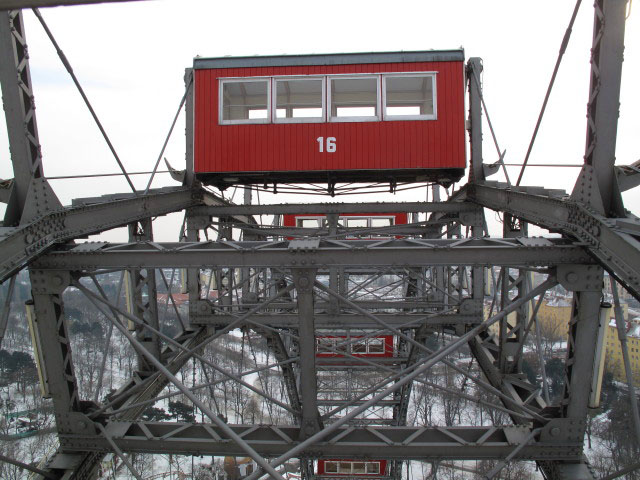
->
[298,218,321,228]
[317,337,334,352]
[331,77,378,118]
[325,462,338,473]
[276,79,323,119]
[371,217,393,228]
[352,463,366,474]
[352,340,367,353]
[248,109,267,119]
[366,463,380,474]
[368,338,384,353]
[347,218,368,228]
[339,462,352,473]
[335,339,348,354]
[385,75,434,117]
[222,80,269,121]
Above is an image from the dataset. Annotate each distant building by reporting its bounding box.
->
[603,319,640,386]
[224,457,257,480]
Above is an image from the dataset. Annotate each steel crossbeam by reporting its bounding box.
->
[58,423,581,460]
[0,186,198,282]
[33,237,594,269]
[190,201,481,217]
[468,181,640,300]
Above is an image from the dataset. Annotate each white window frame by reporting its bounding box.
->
[324,461,339,474]
[295,216,326,228]
[342,216,370,239]
[328,74,382,123]
[219,77,271,125]
[351,338,368,354]
[382,72,437,121]
[366,462,381,474]
[369,216,396,238]
[367,338,386,355]
[316,337,335,353]
[272,76,326,124]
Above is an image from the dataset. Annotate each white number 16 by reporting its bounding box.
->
[316,137,336,153]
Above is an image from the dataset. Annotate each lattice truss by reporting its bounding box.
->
[0,1,639,480]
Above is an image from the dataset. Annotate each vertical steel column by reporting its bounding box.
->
[126,219,161,368]
[292,268,321,438]
[327,213,340,315]
[28,270,80,420]
[467,57,484,183]
[186,212,203,323]
[184,68,195,187]
[0,10,49,226]
[559,266,604,422]
[241,186,253,302]
[498,215,528,373]
[572,0,628,216]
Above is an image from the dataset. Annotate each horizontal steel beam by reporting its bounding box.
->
[190,201,481,217]
[60,422,582,460]
[192,313,478,328]
[469,181,640,300]
[34,238,594,270]
[0,187,196,282]
[0,187,253,283]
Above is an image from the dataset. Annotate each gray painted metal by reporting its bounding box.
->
[190,201,480,216]
[51,326,213,479]
[293,269,322,437]
[0,10,53,226]
[194,50,465,70]
[34,238,595,269]
[574,0,627,216]
[468,181,640,300]
[191,312,480,328]
[29,270,81,418]
[0,186,201,282]
[58,423,581,460]
[467,58,484,183]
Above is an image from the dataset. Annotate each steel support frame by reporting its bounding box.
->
[33,237,595,270]
[0,9,50,226]
[126,218,161,368]
[58,423,582,460]
[0,2,635,480]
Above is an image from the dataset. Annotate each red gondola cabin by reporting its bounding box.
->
[283,212,408,238]
[316,335,394,358]
[317,459,388,478]
[192,51,466,188]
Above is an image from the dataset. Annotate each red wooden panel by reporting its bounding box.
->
[194,61,465,178]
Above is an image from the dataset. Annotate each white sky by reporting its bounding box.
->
[0,0,638,240]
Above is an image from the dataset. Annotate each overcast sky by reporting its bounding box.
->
[0,0,638,240]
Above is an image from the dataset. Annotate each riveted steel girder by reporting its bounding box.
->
[33,238,594,270]
[58,423,582,461]
[468,181,640,300]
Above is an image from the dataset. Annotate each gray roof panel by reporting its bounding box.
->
[193,50,465,70]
